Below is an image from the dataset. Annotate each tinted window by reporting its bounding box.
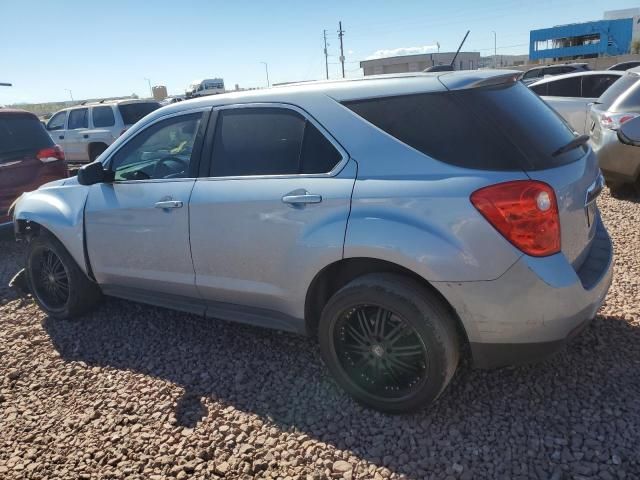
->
[544,66,566,76]
[609,62,640,71]
[344,82,583,171]
[47,111,67,131]
[68,108,88,129]
[522,69,541,80]
[210,108,341,177]
[546,76,581,97]
[0,114,53,157]
[530,83,548,95]
[118,102,160,125]
[92,106,115,127]
[581,75,620,98]
[597,74,640,111]
[110,113,202,181]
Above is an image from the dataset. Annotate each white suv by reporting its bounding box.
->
[45,100,160,162]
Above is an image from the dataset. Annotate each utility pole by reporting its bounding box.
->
[338,21,345,78]
[260,62,270,88]
[144,77,153,97]
[323,29,329,80]
[491,31,497,68]
[65,89,74,102]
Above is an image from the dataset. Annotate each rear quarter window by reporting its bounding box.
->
[118,102,160,125]
[343,82,584,171]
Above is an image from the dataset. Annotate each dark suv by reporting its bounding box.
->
[0,109,67,231]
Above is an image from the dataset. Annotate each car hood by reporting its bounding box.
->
[39,176,79,189]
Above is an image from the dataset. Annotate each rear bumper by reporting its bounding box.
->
[434,218,613,369]
[592,128,640,184]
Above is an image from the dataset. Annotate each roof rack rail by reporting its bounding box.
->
[80,101,87,105]
[99,99,105,103]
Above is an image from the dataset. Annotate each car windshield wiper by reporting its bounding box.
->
[551,134,590,157]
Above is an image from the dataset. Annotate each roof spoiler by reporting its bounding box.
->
[438,70,523,91]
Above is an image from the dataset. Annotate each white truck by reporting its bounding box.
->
[185,78,225,98]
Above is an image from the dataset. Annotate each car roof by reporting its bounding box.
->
[526,63,588,71]
[155,70,522,118]
[0,108,38,118]
[52,98,158,114]
[529,70,626,87]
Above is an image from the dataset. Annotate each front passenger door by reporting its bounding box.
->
[84,110,208,303]
[65,108,89,161]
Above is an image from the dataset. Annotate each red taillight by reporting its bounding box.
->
[600,112,639,130]
[36,145,65,163]
[470,180,560,257]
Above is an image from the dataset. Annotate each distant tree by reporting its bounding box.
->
[632,39,640,54]
[131,93,139,99]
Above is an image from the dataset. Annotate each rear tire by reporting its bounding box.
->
[318,273,459,413]
[26,231,102,319]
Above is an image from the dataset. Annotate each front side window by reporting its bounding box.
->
[68,108,88,129]
[210,107,341,177]
[92,106,115,127]
[109,113,202,181]
[523,69,540,80]
[47,111,67,131]
[546,76,581,97]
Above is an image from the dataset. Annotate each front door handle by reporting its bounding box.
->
[154,200,183,209]
[282,191,322,205]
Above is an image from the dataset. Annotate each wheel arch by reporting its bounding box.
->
[88,141,109,161]
[13,188,90,275]
[304,257,469,348]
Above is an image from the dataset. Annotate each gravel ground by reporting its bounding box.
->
[0,189,639,480]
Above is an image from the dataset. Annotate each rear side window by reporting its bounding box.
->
[0,114,53,156]
[210,107,341,177]
[546,76,581,97]
[68,108,88,129]
[92,106,115,127]
[343,82,584,171]
[118,102,160,125]
[522,69,541,80]
[597,74,640,112]
[581,75,620,98]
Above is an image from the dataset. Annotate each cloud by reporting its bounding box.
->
[365,45,439,60]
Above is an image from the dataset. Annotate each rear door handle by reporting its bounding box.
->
[59,135,64,139]
[282,192,322,205]
[83,134,89,139]
[154,200,183,209]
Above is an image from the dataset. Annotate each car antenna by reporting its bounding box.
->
[450,30,470,68]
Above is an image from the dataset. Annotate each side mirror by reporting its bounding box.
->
[617,116,640,147]
[77,162,114,185]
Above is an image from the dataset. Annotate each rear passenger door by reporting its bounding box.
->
[65,108,90,161]
[189,104,356,325]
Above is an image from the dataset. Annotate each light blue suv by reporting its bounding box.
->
[11,70,613,412]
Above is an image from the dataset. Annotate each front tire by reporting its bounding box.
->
[318,273,460,413]
[26,232,102,319]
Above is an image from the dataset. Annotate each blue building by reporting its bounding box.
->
[530,18,634,61]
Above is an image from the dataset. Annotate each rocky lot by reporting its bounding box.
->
[0,189,639,480]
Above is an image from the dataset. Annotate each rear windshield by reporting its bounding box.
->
[596,74,640,112]
[343,82,584,171]
[118,102,160,125]
[0,114,53,158]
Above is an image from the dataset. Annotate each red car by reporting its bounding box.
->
[0,109,67,230]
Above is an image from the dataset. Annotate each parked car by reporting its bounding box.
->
[607,61,640,71]
[0,109,67,232]
[45,100,160,163]
[529,71,625,133]
[11,70,613,412]
[521,63,590,85]
[185,79,225,98]
[588,70,640,194]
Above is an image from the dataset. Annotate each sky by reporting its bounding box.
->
[1,0,639,104]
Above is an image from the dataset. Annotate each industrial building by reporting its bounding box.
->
[360,51,480,76]
[530,9,640,61]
